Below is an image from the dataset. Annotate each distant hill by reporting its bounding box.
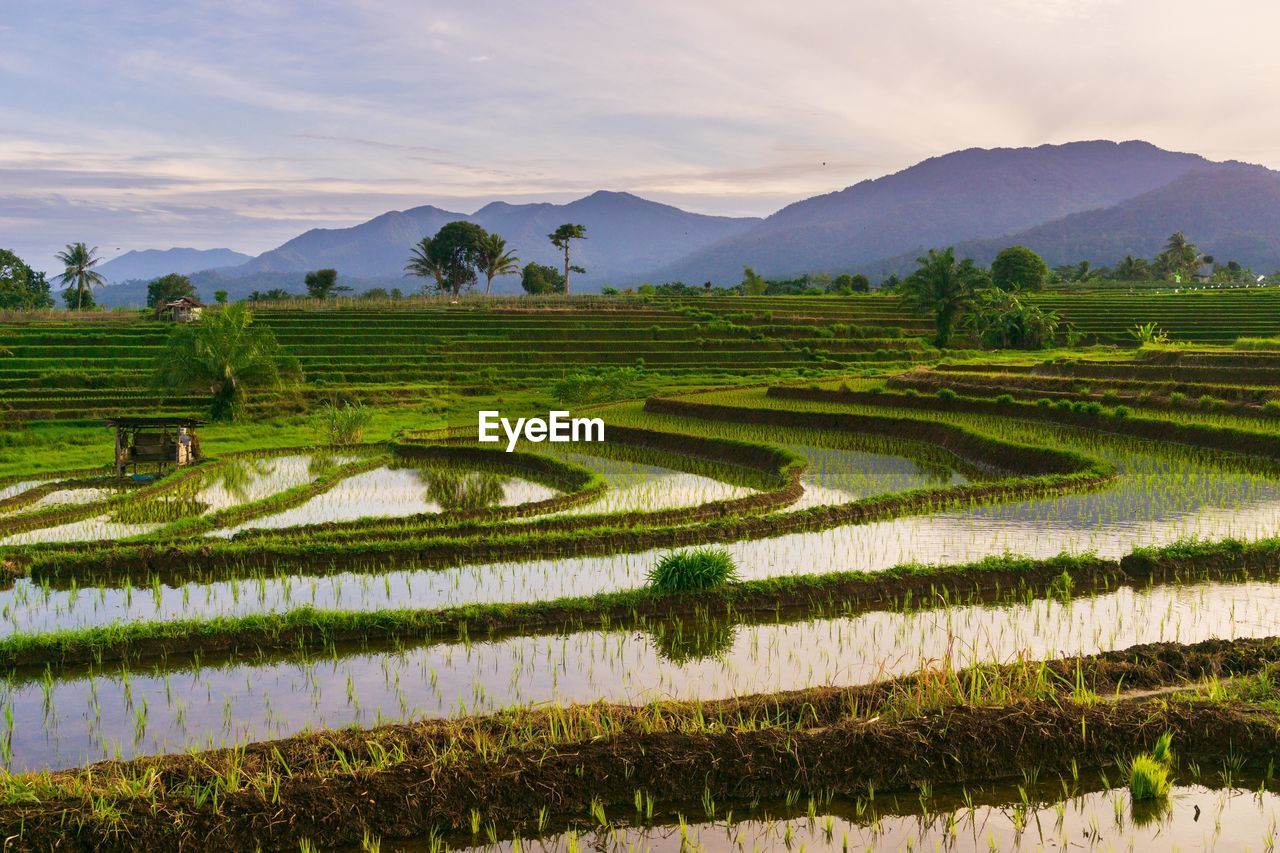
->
[652,140,1216,283]
[92,142,1280,301]
[97,247,251,283]
[932,163,1280,273]
[235,191,761,289]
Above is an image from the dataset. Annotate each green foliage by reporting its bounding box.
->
[61,285,96,310]
[476,232,520,297]
[937,388,957,401]
[901,248,989,347]
[0,249,54,310]
[312,399,373,446]
[552,366,643,404]
[1153,231,1208,282]
[304,268,349,299]
[1128,322,1168,345]
[1112,255,1151,281]
[213,289,229,305]
[991,246,1048,292]
[647,548,739,593]
[966,287,1061,349]
[1129,754,1171,801]
[548,223,587,294]
[521,263,565,295]
[55,242,105,311]
[833,273,871,294]
[146,273,197,308]
[406,221,489,295]
[153,303,300,421]
[741,266,768,296]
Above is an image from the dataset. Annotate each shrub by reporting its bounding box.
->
[552,366,643,404]
[1083,402,1103,416]
[313,400,373,446]
[1129,756,1171,802]
[1055,400,1073,411]
[995,394,1014,405]
[1101,390,1121,405]
[937,388,957,401]
[1263,400,1280,418]
[1113,406,1131,419]
[647,548,739,593]
[903,387,920,397]
[1198,394,1223,411]
[1036,398,1053,407]
[1169,392,1188,406]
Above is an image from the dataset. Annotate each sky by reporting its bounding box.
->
[5,0,1280,270]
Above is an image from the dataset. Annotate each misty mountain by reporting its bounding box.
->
[652,140,1215,283]
[932,163,1280,273]
[97,247,251,283]
[235,191,761,289]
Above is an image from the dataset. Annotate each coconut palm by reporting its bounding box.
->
[153,302,300,420]
[55,242,105,310]
[476,233,520,297]
[900,247,988,347]
[404,236,445,292]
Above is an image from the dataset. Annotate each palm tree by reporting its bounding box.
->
[404,236,445,292]
[153,303,300,420]
[476,233,520,297]
[1154,232,1209,282]
[900,248,988,347]
[55,242,104,310]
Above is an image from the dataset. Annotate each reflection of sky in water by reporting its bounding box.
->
[7,427,1280,633]
[219,465,557,534]
[3,580,1272,771]
[449,784,1280,853]
[784,443,966,509]
[546,449,754,515]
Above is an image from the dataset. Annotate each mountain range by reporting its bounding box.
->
[94,140,1280,305]
[97,248,252,284]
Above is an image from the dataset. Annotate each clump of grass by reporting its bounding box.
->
[313,399,373,446]
[1129,756,1171,800]
[1130,733,1175,802]
[647,548,739,593]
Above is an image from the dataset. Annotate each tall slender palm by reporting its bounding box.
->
[476,233,520,297]
[55,242,104,310]
[900,247,988,347]
[404,237,446,293]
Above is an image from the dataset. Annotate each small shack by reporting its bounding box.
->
[107,417,204,477]
[156,296,204,322]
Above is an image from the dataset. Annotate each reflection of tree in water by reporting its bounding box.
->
[648,614,739,664]
[417,466,508,511]
[210,457,278,502]
[307,452,338,479]
[912,459,956,484]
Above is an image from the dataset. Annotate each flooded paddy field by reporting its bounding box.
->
[3,578,1274,770]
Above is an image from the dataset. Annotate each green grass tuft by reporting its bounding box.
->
[647,548,739,593]
[1129,754,1171,801]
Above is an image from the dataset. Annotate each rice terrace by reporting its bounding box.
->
[0,265,1275,851]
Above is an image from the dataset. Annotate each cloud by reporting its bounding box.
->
[3,0,1280,262]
